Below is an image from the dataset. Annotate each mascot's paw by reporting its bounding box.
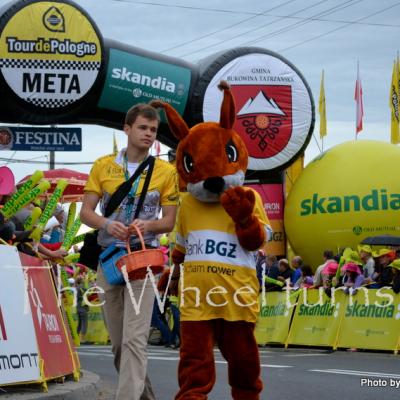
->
[157,269,170,292]
[221,186,255,224]
[172,248,185,265]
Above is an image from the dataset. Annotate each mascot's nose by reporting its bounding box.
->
[203,176,225,194]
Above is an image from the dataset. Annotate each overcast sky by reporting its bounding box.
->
[0,0,399,182]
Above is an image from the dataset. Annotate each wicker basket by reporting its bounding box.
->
[116,224,164,280]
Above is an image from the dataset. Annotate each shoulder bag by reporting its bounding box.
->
[79,156,155,270]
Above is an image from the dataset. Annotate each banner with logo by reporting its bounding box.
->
[287,289,345,347]
[0,246,40,385]
[20,253,76,379]
[0,0,103,110]
[200,50,314,172]
[336,289,400,351]
[0,126,81,151]
[255,292,296,344]
[72,305,109,344]
[248,183,285,256]
[98,48,191,116]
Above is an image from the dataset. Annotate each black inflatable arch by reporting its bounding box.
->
[0,0,314,176]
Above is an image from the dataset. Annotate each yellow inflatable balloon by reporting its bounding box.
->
[284,141,400,269]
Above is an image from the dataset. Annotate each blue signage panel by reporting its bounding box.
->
[0,126,82,151]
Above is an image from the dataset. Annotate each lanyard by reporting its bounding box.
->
[123,152,144,224]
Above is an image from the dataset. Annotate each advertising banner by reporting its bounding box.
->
[336,289,400,351]
[20,253,75,379]
[72,305,109,344]
[247,183,285,256]
[0,126,81,151]
[0,0,103,109]
[255,292,295,345]
[201,51,314,171]
[287,289,345,347]
[0,246,40,385]
[98,48,191,116]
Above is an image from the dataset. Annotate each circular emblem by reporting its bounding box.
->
[132,88,142,98]
[202,51,314,171]
[0,127,13,150]
[0,0,103,109]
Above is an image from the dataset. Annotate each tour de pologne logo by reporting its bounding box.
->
[230,85,292,159]
[0,1,102,109]
[43,6,65,33]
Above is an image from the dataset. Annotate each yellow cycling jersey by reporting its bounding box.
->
[84,149,179,248]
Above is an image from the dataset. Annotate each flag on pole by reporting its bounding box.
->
[354,61,364,135]
[113,132,118,153]
[319,70,327,139]
[390,60,400,144]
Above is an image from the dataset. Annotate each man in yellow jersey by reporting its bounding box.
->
[80,103,179,400]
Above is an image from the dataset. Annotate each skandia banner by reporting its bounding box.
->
[98,48,191,116]
[0,246,40,385]
[0,0,103,109]
[0,126,81,151]
[197,49,314,172]
[255,292,295,345]
[337,289,400,351]
[285,141,400,268]
[287,289,345,348]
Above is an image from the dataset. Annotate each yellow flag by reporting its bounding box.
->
[390,60,400,144]
[319,70,327,139]
[113,132,118,153]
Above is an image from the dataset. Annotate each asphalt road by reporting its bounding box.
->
[77,345,400,400]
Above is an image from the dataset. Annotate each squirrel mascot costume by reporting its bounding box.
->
[152,81,271,400]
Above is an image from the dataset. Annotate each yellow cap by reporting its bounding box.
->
[389,259,400,270]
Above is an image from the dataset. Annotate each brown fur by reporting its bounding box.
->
[151,82,265,249]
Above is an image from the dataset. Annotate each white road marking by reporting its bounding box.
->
[214,360,292,368]
[77,351,113,357]
[78,350,292,368]
[282,353,329,357]
[310,369,400,379]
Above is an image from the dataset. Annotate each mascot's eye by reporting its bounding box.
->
[226,140,238,163]
[183,153,194,173]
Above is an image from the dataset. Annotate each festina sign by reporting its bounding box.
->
[0,126,82,151]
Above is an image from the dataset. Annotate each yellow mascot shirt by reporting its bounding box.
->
[175,188,269,323]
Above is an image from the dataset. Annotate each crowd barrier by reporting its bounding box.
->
[70,306,109,345]
[0,246,79,389]
[2,239,397,391]
[255,288,400,353]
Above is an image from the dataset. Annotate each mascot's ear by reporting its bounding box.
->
[150,100,189,140]
[218,80,236,130]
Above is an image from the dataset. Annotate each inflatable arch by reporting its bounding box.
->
[0,0,315,177]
